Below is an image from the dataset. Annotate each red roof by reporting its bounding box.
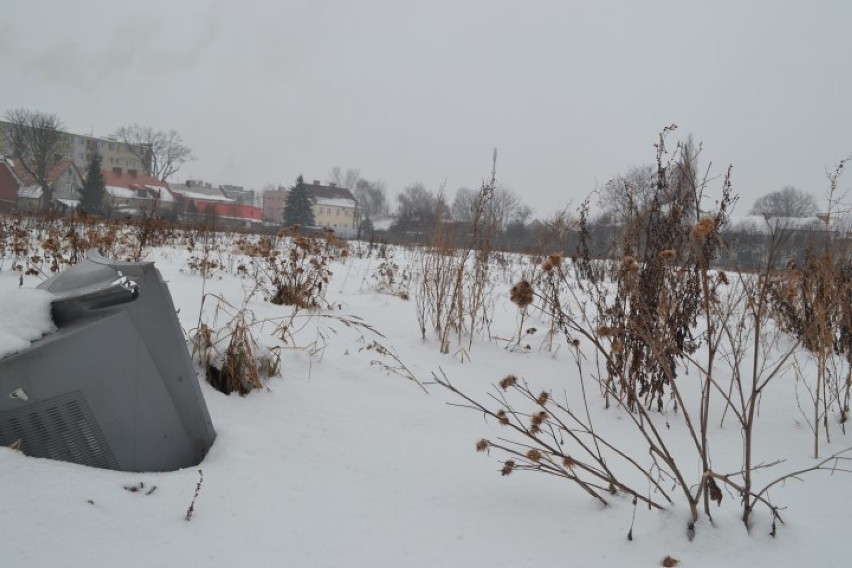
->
[11,160,76,187]
[103,169,167,190]
[102,170,178,201]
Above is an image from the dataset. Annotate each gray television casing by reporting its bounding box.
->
[0,251,216,472]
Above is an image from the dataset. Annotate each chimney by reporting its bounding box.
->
[330,182,337,188]
[313,180,320,185]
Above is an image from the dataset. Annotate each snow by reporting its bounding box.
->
[105,185,139,199]
[315,197,357,208]
[144,185,177,202]
[56,198,79,209]
[0,286,55,359]
[1,237,851,567]
[371,216,395,230]
[17,185,42,199]
[170,188,234,202]
[105,185,175,202]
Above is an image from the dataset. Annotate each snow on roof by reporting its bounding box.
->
[104,184,175,202]
[144,185,176,202]
[214,215,263,223]
[18,185,42,199]
[105,185,138,199]
[171,188,234,202]
[0,288,56,360]
[315,197,357,208]
[56,198,79,209]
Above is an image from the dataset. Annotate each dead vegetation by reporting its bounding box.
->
[4,135,852,542]
[433,127,852,537]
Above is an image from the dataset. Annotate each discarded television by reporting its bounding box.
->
[0,252,216,472]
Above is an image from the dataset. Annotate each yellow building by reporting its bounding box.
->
[305,180,360,237]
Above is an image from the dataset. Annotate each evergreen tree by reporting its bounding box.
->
[359,215,374,239]
[283,175,316,227]
[80,152,106,214]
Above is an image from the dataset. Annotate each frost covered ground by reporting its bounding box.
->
[1,240,851,567]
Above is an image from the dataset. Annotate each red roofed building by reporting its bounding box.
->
[11,159,83,212]
[102,169,179,217]
[197,201,263,225]
[170,180,262,227]
[0,159,21,211]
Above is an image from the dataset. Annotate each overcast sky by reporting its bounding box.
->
[2,0,851,216]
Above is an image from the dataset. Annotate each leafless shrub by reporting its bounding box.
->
[372,259,410,300]
[361,339,427,393]
[190,293,280,396]
[413,174,499,356]
[767,158,852,457]
[238,228,334,309]
[434,128,852,537]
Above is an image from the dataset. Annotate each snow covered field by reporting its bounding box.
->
[1,234,851,568]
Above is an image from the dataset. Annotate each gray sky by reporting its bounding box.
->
[2,0,851,216]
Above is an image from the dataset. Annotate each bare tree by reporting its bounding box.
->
[3,108,66,210]
[598,164,657,226]
[113,124,195,181]
[751,186,818,218]
[393,182,449,234]
[397,183,439,219]
[451,186,477,222]
[328,166,361,190]
[353,178,388,217]
[329,166,388,218]
[488,186,523,231]
[454,185,527,229]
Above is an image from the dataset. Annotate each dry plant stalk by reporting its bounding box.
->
[413,177,498,355]
[216,315,264,395]
[435,128,852,537]
[767,158,852,457]
[238,228,335,310]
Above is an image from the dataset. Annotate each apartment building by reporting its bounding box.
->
[66,133,151,175]
[170,179,262,227]
[0,121,152,177]
[262,186,288,224]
